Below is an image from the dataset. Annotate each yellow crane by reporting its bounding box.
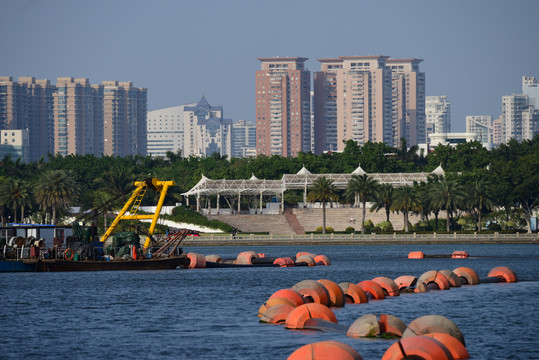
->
[100,177,175,251]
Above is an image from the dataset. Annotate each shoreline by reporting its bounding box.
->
[181,233,538,246]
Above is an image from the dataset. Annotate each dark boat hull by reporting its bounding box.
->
[37,256,187,272]
[0,260,39,272]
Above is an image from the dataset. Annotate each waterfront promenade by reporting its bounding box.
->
[182,232,538,246]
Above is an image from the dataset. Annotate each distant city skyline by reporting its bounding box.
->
[1,0,538,133]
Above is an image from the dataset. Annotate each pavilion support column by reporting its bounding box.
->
[196,194,201,213]
[254,196,257,214]
[281,191,284,214]
[304,182,307,207]
[186,196,189,206]
[238,193,241,214]
[260,192,263,214]
[217,194,220,215]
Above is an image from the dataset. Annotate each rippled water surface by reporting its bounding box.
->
[1,244,539,359]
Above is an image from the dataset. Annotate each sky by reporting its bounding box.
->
[1,0,538,132]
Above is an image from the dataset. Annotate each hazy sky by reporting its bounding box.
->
[1,0,538,132]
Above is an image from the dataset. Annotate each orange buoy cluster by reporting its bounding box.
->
[258,266,518,359]
[408,250,470,259]
[183,251,331,269]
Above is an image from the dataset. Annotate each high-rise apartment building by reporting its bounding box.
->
[425,96,450,143]
[0,76,55,162]
[183,96,232,158]
[502,94,529,143]
[466,115,492,146]
[522,76,539,108]
[102,81,147,157]
[19,77,55,161]
[147,105,185,158]
[386,59,426,146]
[256,57,311,157]
[314,56,397,154]
[231,119,256,158]
[491,116,504,147]
[53,78,103,156]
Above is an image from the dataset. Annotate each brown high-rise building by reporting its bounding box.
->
[103,81,147,157]
[255,57,311,157]
[0,76,27,130]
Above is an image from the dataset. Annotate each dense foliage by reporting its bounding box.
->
[0,136,537,233]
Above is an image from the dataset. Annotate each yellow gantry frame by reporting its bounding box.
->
[100,178,175,251]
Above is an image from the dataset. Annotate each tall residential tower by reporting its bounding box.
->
[256,57,311,157]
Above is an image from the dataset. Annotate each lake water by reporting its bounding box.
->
[1,243,538,359]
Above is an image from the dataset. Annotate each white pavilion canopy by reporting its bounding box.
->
[181,165,445,214]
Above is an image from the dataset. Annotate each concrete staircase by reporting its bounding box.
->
[208,208,421,235]
[207,214,295,235]
[284,209,305,234]
[293,207,421,232]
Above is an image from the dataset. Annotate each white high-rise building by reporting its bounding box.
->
[146,105,185,158]
[183,96,232,158]
[425,96,450,143]
[466,115,492,148]
[522,76,539,108]
[502,94,529,143]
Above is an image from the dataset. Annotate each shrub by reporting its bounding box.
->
[345,226,355,233]
[487,223,502,231]
[169,206,233,232]
[378,221,394,232]
[315,226,334,233]
[363,220,374,231]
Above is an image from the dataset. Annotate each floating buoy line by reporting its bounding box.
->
[256,265,518,359]
[183,251,331,269]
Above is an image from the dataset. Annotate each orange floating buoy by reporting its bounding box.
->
[292,280,330,306]
[273,257,295,267]
[402,315,465,346]
[408,251,424,259]
[453,267,480,285]
[187,252,206,269]
[296,251,311,259]
[284,303,337,330]
[424,333,470,359]
[288,340,363,360]
[487,266,518,283]
[417,270,451,290]
[381,336,453,360]
[317,279,345,307]
[347,313,406,338]
[413,282,429,293]
[296,255,316,266]
[204,254,222,263]
[314,254,331,266]
[269,289,304,307]
[451,251,469,259]
[257,253,266,258]
[372,276,400,297]
[258,297,297,317]
[393,276,418,290]
[260,304,295,325]
[236,251,259,265]
[439,270,462,287]
[338,282,368,304]
[357,280,385,300]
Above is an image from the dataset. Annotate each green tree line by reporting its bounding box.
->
[0,137,537,233]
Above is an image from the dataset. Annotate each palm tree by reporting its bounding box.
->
[467,179,494,231]
[0,178,32,223]
[35,170,81,224]
[345,174,379,234]
[370,183,394,223]
[392,185,418,232]
[307,177,339,234]
[429,179,466,232]
[93,168,136,203]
